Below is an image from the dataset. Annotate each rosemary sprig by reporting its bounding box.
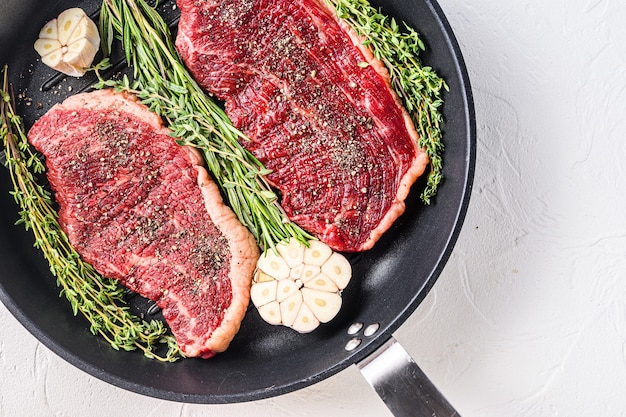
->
[328,0,447,204]
[1,65,180,362]
[98,0,313,252]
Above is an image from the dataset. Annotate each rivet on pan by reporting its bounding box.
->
[347,322,363,335]
[345,337,362,351]
[363,323,380,337]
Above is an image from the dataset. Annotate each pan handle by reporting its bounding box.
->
[357,337,460,417]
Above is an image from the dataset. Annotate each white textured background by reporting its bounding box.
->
[2,0,626,415]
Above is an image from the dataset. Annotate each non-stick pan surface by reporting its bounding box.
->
[0,0,475,403]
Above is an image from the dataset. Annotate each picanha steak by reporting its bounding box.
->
[28,89,259,358]
[175,0,430,252]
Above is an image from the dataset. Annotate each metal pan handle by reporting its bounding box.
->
[358,337,460,417]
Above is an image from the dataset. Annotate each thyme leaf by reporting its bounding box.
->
[1,65,180,362]
[327,0,448,204]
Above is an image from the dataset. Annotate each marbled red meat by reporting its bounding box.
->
[175,0,429,252]
[28,89,259,358]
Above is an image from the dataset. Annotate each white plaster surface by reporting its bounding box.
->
[2,0,626,415]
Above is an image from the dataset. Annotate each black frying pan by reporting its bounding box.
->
[0,0,475,413]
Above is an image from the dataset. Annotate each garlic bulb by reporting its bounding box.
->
[34,8,100,77]
[251,239,352,333]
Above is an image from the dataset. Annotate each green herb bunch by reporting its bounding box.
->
[1,65,180,361]
[328,0,447,204]
[98,0,313,252]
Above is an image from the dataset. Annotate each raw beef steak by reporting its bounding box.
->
[28,89,259,358]
[176,0,430,252]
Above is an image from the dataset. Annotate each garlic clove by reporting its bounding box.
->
[302,288,342,323]
[279,292,303,327]
[34,39,62,58]
[289,263,304,280]
[300,264,321,284]
[303,273,339,293]
[256,249,290,280]
[276,278,299,303]
[41,53,78,77]
[291,303,320,333]
[321,252,352,290]
[258,301,282,325]
[68,15,100,45]
[38,20,58,40]
[303,240,333,266]
[250,280,277,307]
[276,238,305,268]
[64,38,97,68]
[57,8,86,45]
[254,269,275,283]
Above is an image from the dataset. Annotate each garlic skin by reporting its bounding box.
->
[251,239,352,333]
[34,8,100,77]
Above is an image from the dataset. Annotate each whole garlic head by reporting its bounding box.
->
[34,8,100,77]
[251,239,352,333]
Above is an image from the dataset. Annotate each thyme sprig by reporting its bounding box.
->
[328,0,447,204]
[98,0,313,252]
[1,65,180,362]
